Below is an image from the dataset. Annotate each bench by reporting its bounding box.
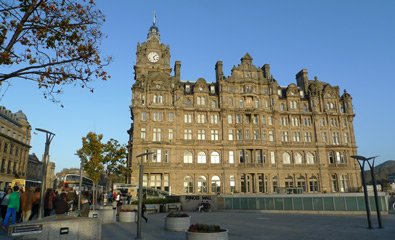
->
[167,203,180,211]
[145,204,158,214]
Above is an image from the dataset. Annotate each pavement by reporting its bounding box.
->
[1,211,394,239]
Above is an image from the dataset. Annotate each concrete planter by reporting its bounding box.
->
[100,207,116,224]
[186,229,228,240]
[164,216,191,231]
[119,211,137,223]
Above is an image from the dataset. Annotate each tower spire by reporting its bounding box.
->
[147,11,160,40]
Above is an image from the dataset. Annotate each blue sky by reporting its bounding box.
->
[2,0,395,172]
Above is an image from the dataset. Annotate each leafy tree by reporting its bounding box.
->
[0,0,110,103]
[102,138,127,190]
[77,131,103,184]
[76,131,103,208]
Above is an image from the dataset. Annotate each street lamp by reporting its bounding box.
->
[135,152,154,240]
[351,155,382,229]
[35,128,55,219]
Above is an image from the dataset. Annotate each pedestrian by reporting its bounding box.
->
[0,188,12,220]
[141,203,148,223]
[197,201,204,212]
[44,188,56,217]
[1,186,20,230]
[29,188,40,220]
[54,193,70,215]
[21,187,34,222]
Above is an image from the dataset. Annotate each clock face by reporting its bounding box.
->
[147,52,159,63]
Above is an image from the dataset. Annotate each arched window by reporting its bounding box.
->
[183,176,193,193]
[297,176,306,192]
[272,176,278,193]
[183,151,193,164]
[331,174,338,192]
[285,176,294,189]
[306,152,315,164]
[309,176,319,192]
[229,175,235,193]
[211,176,221,193]
[283,152,291,164]
[294,152,302,164]
[197,176,207,193]
[197,152,206,164]
[210,151,220,164]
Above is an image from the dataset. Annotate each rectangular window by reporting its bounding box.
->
[229,151,234,164]
[269,131,274,142]
[198,129,205,140]
[293,132,301,142]
[261,115,266,125]
[168,112,174,122]
[253,115,259,124]
[140,128,146,140]
[281,131,289,142]
[322,132,328,143]
[253,130,259,140]
[227,115,233,124]
[344,133,349,144]
[184,129,192,140]
[184,114,192,123]
[211,130,219,141]
[168,129,173,140]
[153,128,161,141]
[164,150,169,163]
[237,129,243,140]
[197,114,206,124]
[153,112,163,121]
[210,114,218,124]
[281,117,288,126]
[239,150,244,163]
[228,129,234,141]
[245,130,250,140]
[141,112,147,121]
[236,114,242,124]
[270,152,276,164]
[152,149,162,163]
[291,117,299,126]
[304,132,312,142]
[268,116,273,125]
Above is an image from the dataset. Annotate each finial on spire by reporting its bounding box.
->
[153,10,157,26]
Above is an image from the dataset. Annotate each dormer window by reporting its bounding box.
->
[185,85,191,93]
[210,85,215,94]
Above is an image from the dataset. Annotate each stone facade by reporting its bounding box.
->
[0,106,31,190]
[26,153,42,182]
[128,22,360,196]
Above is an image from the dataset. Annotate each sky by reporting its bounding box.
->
[1,0,395,172]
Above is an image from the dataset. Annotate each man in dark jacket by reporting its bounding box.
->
[54,193,70,215]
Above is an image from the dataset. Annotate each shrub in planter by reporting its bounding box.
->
[186,223,228,240]
[188,224,225,233]
[166,212,189,218]
[164,212,190,232]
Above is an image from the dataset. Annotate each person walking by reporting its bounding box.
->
[54,193,70,215]
[141,203,148,223]
[0,188,12,221]
[1,186,20,230]
[21,188,34,222]
[44,188,56,217]
[29,188,40,220]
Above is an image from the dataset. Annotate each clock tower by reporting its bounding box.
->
[134,20,171,80]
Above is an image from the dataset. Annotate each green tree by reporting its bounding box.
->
[76,131,103,208]
[0,0,111,103]
[102,138,127,191]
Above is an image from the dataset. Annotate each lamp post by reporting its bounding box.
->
[75,152,85,212]
[35,128,55,219]
[135,152,154,240]
[351,155,382,229]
